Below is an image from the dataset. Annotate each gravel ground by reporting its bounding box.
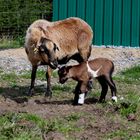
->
[0,46,139,74]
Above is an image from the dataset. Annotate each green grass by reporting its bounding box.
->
[0,112,82,140]
[0,36,24,49]
[0,113,43,140]
[21,69,58,80]
[0,65,140,139]
[107,129,140,140]
[120,65,140,79]
[114,65,140,84]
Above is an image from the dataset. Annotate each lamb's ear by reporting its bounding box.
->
[57,65,62,70]
[66,66,72,72]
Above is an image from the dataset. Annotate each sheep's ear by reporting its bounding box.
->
[40,37,47,43]
[66,66,72,72]
[57,65,62,70]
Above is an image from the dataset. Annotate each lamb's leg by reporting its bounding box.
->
[45,66,52,97]
[73,82,81,94]
[28,65,38,96]
[106,76,117,102]
[97,77,108,102]
[73,92,79,105]
[73,82,81,105]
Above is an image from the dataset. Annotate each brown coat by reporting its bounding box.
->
[58,58,117,103]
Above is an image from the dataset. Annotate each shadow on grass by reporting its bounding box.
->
[34,97,98,105]
[34,98,73,105]
[0,85,46,103]
[0,85,98,105]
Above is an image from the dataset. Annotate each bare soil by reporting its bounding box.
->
[0,47,140,139]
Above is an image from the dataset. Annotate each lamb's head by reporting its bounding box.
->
[38,37,59,69]
[58,66,72,84]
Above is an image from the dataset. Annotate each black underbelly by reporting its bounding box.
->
[58,53,84,64]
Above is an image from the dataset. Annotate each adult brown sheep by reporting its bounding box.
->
[25,17,93,97]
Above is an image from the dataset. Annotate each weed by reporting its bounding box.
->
[119,102,137,117]
[64,113,81,121]
[115,65,140,84]
[46,117,82,135]
[0,113,42,140]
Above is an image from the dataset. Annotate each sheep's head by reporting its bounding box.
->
[38,37,59,69]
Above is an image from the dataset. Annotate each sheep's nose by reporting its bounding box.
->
[50,61,58,69]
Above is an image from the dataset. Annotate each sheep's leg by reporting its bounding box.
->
[45,66,52,97]
[28,65,38,96]
[97,77,108,102]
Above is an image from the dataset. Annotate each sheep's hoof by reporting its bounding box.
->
[45,90,52,98]
[28,88,35,96]
[112,96,118,102]
[98,98,105,103]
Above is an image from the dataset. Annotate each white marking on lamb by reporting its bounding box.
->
[78,93,85,104]
[86,61,102,78]
[112,96,118,102]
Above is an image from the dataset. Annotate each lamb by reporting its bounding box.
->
[58,58,117,105]
[25,17,93,96]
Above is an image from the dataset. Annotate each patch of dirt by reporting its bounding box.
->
[0,47,139,139]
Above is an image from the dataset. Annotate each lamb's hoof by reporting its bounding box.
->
[72,102,83,106]
[112,96,117,103]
